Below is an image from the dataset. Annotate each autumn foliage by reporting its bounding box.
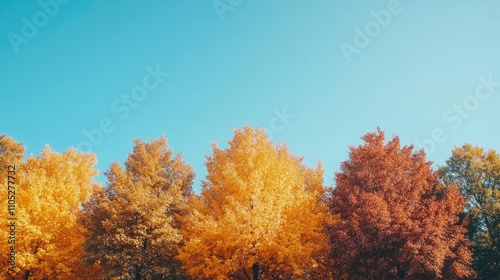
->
[0,136,102,279]
[178,127,333,279]
[79,136,194,279]
[0,135,25,277]
[0,128,486,279]
[328,129,475,279]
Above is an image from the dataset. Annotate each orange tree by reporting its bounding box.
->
[328,129,475,279]
[0,135,101,279]
[80,136,194,280]
[178,127,333,280]
[0,135,25,277]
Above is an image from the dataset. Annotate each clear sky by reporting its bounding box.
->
[2,0,500,193]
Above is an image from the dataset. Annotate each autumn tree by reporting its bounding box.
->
[0,135,24,172]
[79,136,194,280]
[328,129,475,279]
[0,141,102,279]
[0,135,25,277]
[178,127,333,280]
[439,144,500,279]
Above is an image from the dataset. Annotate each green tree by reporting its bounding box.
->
[80,136,194,280]
[439,143,500,279]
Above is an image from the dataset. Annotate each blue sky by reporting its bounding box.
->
[2,0,500,193]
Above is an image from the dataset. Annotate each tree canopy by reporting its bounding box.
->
[0,136,101,279]
[1,129,488,279]
[439,144,500,279]
[178,127,333,280]
[328,129,475,279]
[79,136,194,280]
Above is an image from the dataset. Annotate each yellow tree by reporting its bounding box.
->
[178,127,333,280]
[1,142,101,279]
[79,136,194,280]
[0,135,24,170]
[0,135,25,276]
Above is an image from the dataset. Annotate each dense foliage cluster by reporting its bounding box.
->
[1,127,496,279]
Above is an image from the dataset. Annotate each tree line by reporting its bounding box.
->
[0,127,498,279]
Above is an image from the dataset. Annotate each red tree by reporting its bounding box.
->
[328,129,474,279]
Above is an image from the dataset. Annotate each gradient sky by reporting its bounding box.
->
[2,0,500,193]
